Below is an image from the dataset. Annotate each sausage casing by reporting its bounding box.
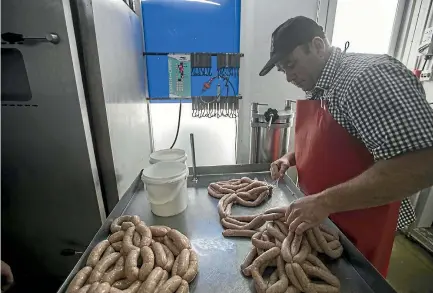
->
[67,266,92,293]
[139,246,155,281]
[87,240,111,267]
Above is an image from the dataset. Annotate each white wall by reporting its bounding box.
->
[393,0,433,103]
[236,0,333,163]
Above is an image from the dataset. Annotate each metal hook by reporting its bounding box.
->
[344,41,350,53]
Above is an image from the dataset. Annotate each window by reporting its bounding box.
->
[331,0,399,54]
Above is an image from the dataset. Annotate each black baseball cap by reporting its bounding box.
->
[259,16,325,76]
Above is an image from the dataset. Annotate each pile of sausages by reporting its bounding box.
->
[208,178,343,293]
[67,215,198,293]
[208,177,273,237]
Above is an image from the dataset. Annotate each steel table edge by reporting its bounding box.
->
[58,165,395,293]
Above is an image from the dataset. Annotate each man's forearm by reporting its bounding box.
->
[319,147,433,213]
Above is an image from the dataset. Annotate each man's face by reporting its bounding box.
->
[276,39,326,91]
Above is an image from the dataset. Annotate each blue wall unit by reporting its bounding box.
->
[141,0,241,103]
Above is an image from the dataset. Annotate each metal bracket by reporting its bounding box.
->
[1,32,60,45]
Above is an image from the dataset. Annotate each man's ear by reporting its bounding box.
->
[311,37,326,59]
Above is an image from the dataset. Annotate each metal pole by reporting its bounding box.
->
[190,133,198,182]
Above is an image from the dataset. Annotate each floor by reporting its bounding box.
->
[387,232,433,293]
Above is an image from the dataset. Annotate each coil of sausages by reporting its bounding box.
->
[66,215,198,293]
[208,178,343,293]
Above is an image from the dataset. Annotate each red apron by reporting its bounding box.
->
[295,100,400,277]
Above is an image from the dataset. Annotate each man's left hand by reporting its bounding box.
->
[286,194,333,235]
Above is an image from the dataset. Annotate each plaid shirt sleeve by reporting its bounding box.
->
[345,62,433,160]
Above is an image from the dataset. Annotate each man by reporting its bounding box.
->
[262,16,433,276]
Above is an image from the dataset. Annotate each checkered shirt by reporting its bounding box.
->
[307,47,433,230]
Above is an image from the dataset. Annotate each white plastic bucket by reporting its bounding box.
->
[149,149,187,165]
[141,161,189,217]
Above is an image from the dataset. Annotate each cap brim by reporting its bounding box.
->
[259,53,283,76]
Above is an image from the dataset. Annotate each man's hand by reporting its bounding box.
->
[270,152,296,180]
[1,260,14,291]
[286,194,333,235]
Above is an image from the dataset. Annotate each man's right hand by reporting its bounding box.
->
[270,152,296,180]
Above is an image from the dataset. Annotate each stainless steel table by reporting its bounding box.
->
[58,164,396,293]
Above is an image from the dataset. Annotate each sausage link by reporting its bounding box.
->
[76,284,91,293]
[266,256,289,293]
[209,183,234,195]
[319,224,339,239]
[224,217,249,226]
[237,181,264,192]
[322,232,335,242]
[131,215,141,226]
[240,247,257,272]
[94,282,111,293]
[217,194,234,218]
[121,222,135,231]
[158,276,182,293]
[292,263,311,292]
[152,242,167,268]
[301,262,340,288]
[264,207,287,215]
[235,190,270,207]
[312,227,343,259]
[293,238,310,264]
[252,236,276,250]
[175,249,190,277]
[162,244,175,271]
[133,232,141,247]
[153,237,165,243]
[67,266,93,293]
[251,268,268,293]
[266,222,286,242]
[125,249,140,281]
[87,240,111,267]
[171,254,180,276]
[268,270,279,286]
[138,267,164,293]
[281,235,293,263]
[306,254,329,272]
[103,246,116,260]
[88,282,100,293]
[150,226,171,237]
[274,220,289,236]
[154,270,169,293]
[290,234,303,256]
[222,229,256,238]
[111,242,123,252]
[220,218,242,230]
[306,229,323,253]
[167,230,191,251]
[111,215,132,233]
[88,252,121,283]
[109,231,125,244]
[181,249,198,283]
[207,185,223,199]
[112,279,134,290]
[139,246,155,281]
[284,264,303,292]
[136,223,152,247]
[163,236,181,256]
[261,212,284,222]
[174,280,189,293]
[110,280,142,293]
[123,227,139,255]
[102,256,125,284]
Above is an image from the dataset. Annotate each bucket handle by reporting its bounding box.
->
[145,175,187,205]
